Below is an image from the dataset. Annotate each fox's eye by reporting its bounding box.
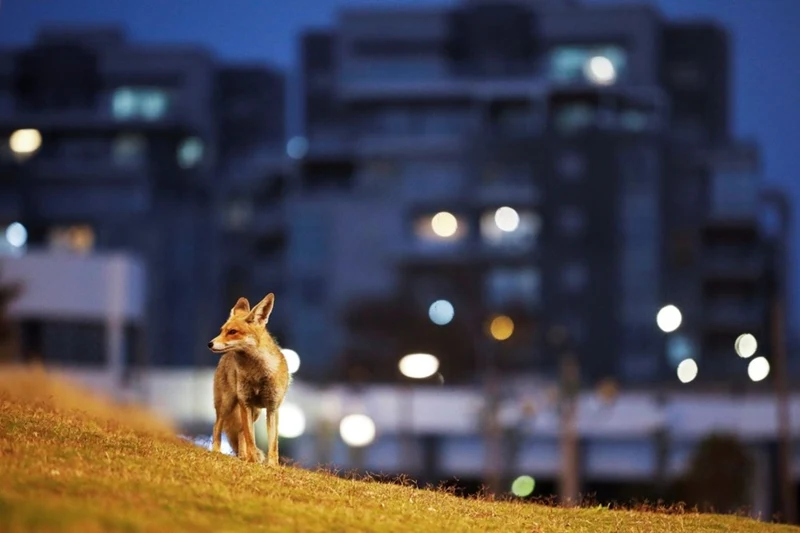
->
[228,329,238,335]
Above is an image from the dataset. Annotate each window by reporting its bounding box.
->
[548,45,628,85]
[112,134,147,166]
[177,137,204,169]
[556,151,585,181]
[479,208,540,249]
[402,160,461,197]
[557,206,585,236]
[112,87,169,121]
[554,104,595,134]
[481,162,532,184]
[485,267,541,310]
[561,263,588,293]
[48,225,95,254]
[225,200,253,230]
[41,322,105,365]
[619,110,650,131]
[360,159,401,190]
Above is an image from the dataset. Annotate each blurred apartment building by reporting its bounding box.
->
[292,0,789,386]
[0,27,289,383]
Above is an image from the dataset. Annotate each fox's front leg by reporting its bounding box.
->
[238,401,259,462]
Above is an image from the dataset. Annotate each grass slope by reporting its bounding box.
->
[0,367,797,533]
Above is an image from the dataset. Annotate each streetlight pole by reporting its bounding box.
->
[763,189,795,524]
[476,328,503,497]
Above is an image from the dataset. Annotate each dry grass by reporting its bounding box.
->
[0,367,798,533]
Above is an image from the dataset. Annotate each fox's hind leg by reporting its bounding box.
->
[211,414,223,453]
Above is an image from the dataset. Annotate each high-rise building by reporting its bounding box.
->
[290,0,786,386]
[0,27,287,374]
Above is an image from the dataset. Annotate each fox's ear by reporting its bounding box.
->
[229,297,250,318]
[247,293,274,326]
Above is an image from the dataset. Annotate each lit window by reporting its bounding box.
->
[414,212,466,243]
[112,134,147,166]
[112,87,169,121]
[561,263,588,292]
[48,225,95,254]
[480,209,540,249]
[557,206,585,235]
[112,88,137,119]
[485,268,541,310]
[556,151,585,181]
[140,92,168,120]
[177,137,204,168]
[554,104,595,134]
[619,110,649,131]
[549,45,627,84]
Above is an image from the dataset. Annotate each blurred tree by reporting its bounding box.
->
[0,266,22,364]
[676,433,754,514]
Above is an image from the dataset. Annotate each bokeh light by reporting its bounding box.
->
[735,333,758,359]
[339,414,376,447]
[399,353,440,379]
[431,211,458,238]
[5,222,28,248]
[676,358,698,384]
[428,299,454,325]
[281,348,301,374]
[9,129,42,155]
[278,402,306,438]
[494,206,520,232]
[511,475,536,497]
[656,305,682,333]
[747,356,770,382]
[286,136,309,160]
[584,56,616,85]
[489,315,514,341]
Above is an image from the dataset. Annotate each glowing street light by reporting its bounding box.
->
[339,414,376,447]
[747,356,770,382]
[489,315,514,341]
[676,358,698,384]
[735,333,758,359]
[278,402,306,438]
[9,129,42,155]
[656,305,682,333]
[428,299,454,326]
[494,207,520,233]
[584,56,616,85]
[431,211,458,238]
[511,475,536,498]
[5,222,28,248]
[281,348,301,374]
[399,353,440,380]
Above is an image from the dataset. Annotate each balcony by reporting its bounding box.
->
[28,155,148,183]
[354,132,466,158]
[704,303,765,332]
[1,249,146,322]
[473,182,542,206]
[702,252,763,281]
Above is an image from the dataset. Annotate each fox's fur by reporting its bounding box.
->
[208,293,290,465]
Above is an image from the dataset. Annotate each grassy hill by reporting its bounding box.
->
[0,367,797,533]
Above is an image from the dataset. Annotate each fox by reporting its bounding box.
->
[207,293,290,466]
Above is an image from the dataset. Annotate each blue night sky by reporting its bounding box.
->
[1,0,799,324]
